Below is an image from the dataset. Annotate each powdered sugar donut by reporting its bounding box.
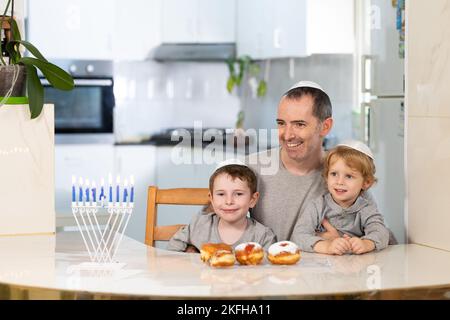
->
[267,241,301,265]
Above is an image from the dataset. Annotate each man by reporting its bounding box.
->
[247,81,333,241]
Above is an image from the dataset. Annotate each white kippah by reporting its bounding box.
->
[288,80,325,93]
[215,158,247,171]
[336,140,374,160]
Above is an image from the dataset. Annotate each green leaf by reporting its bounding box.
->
[226,58,235,74]
[235,110,245,129]
[17,40,47,62]
[249,63,260,77]
[10,19,22,41]
[257,80,267,97]
[19,57,74,90]
[5,42,21,64]
[25,64,44,119]
[226,77,235,93]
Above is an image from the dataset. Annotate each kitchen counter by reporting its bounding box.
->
[1,232,450,299]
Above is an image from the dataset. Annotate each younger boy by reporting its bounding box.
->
[167,159,277,252]
[291,140,389,255]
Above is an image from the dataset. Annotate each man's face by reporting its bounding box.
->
[276,95,330,163]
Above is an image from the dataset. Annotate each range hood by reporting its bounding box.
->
[152,43,235,62]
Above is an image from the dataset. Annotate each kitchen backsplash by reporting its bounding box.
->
[113,61,240,142]
[241,54,355,146]
[113,55,354,145]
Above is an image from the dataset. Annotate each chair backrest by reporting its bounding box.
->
[145,186,210,246]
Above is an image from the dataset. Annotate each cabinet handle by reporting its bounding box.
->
[361,55,372,93]
[273,28,282,49]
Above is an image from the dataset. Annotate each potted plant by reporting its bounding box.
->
[226,55,267,129]
[0,0,74,119]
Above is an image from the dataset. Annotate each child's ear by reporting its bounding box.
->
[249,192,260,208]
[362,179,374,191]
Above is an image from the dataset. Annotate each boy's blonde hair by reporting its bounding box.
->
[324,145,377,186]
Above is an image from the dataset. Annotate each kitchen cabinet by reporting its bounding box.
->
[114,145,157,242]
[55,144,115,215]
[161,0,235,43]
[26,0,161,61]
[27,0,115,60]
[237,0,354,59]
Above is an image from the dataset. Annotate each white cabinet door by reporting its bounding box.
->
[197,0,235,43]
[161,0,198,43]
[55,144,115,215]
[307,0,354,55]
[237,0,353,59]
[111,0,162,60]
[27,0,115,60]
[161,0,235,43]
[237,0,307,59]
[114,146,156,242]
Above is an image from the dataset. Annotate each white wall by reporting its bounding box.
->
[406,0,450,251]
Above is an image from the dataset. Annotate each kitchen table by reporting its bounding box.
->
[1,232,450,299]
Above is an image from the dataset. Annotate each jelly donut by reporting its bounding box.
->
[235,242,264,265]
[200,243,233,263]
[267,241,301,265]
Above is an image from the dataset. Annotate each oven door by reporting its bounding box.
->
[42,78,115,134]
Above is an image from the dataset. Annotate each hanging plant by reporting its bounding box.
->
[226,55,267,129]
[226,55,267,97]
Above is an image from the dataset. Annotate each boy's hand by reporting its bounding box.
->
[327,237,351,255]
[185,245,199,253]
[343,234,375,254]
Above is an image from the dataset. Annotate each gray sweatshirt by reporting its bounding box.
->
[291,191,390,252]
[247,148,327,241]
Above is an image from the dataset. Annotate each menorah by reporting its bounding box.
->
[70,174,134,268]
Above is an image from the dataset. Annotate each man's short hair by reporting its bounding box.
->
[283,86,332,122]
[209,164,257,194]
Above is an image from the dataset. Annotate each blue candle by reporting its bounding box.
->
[130,175,135,203]
[85,179,90,202]
[123,180,128,203]
[78,177,83,202]
[72,175,76,202]
[108,174,113,203]
[92,181,97,203]
[116,175,120,203]
[99,178,105,202]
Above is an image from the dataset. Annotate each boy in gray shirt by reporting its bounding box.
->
[168,159,277,252]
[291,140,389,255]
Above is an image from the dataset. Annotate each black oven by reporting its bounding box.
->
[41,60,115,134]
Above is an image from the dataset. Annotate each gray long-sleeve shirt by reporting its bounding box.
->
[291,191,390,252]
[167,212,277,252]
[247,148,327,241]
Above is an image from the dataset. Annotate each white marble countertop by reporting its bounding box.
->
[1,232,450,299]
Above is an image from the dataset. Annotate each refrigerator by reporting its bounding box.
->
[360,0,405,243]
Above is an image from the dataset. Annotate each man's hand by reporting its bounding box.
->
[317,218,340,240]
[343,234,375,254]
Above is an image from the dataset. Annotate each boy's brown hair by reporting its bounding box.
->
[324,146,377,186]
[209,164,258,194]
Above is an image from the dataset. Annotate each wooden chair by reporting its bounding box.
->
[145,186,210,247]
